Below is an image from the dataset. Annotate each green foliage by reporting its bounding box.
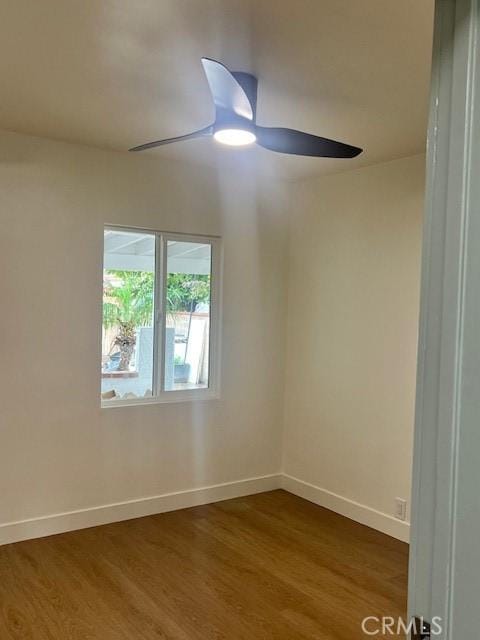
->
[102,269,209,371]
[166,273,210,313]
[103,270,210,330]
[103,270,154,330]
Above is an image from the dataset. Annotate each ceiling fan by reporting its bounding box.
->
[129,58,362,159]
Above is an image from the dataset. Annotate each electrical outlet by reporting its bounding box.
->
[394,498,407,521]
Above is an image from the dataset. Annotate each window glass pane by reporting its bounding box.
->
[101,230,155,402]
[164,240,212,391]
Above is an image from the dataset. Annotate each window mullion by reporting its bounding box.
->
[152,233,164,396]
[158,234,168,394]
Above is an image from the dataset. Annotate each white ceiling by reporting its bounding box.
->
[0,0,434,180]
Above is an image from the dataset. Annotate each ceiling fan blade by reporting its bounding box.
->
[255,126,362,158]
[129,125,213,152]
[201,58,253,121]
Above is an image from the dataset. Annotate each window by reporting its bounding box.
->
[101,227,220,406]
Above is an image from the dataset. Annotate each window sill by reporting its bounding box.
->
[101,389,220,409]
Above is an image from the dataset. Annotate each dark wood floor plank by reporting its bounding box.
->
[0,490,408,639]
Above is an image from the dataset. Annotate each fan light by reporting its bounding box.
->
[213,128,256,146]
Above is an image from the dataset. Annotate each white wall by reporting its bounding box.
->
[0,131,423,544]
[282,155,424,540]
[0,131,288,538]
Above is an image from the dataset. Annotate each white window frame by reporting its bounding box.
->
[101,225,222,408]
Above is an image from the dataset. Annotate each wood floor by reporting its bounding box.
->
[0,490,408,639]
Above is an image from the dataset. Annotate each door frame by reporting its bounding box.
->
[408,0,478,636]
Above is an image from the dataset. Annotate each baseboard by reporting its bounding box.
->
[0,474,282,546]
[0,473,410,546]
[281,474,410,543]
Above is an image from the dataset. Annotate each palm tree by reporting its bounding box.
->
[103,270,154,371]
